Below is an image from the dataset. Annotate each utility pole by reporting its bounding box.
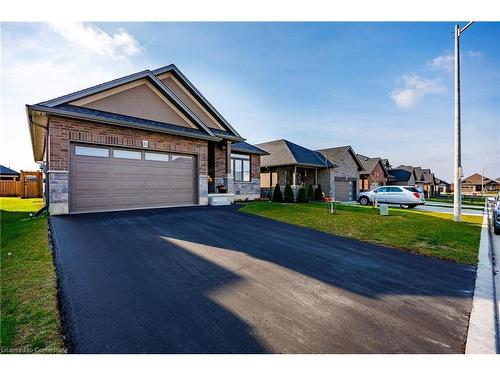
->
[453,21,474,222]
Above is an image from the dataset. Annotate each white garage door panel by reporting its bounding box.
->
[70,144,197,213]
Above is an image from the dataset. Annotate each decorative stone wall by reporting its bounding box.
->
[233,178,260,198]
[48,172,69,215]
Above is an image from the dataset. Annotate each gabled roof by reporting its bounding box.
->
[316,146,364,171]
[421,168,435,184]
[356,154,389,176]
[397,165,425,182]
[0,165,19,175]
[381,158,392,169]
[152,64,241,138]
[27,64,244,162]
[232,142,269,155]
[256,139,333,168]
[462,173,496,185]
[435,177,450,186]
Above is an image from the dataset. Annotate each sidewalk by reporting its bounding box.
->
[425,201,483,210]
[465,203,499,353]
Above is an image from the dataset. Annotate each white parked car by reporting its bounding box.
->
[358,186,425,209]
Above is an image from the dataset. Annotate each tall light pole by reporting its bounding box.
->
[454,21,474,222]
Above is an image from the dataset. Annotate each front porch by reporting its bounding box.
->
[260,165,322,199]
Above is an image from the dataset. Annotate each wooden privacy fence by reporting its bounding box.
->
[0,171,43,198]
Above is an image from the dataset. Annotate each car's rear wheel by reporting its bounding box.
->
[359,196,370,205]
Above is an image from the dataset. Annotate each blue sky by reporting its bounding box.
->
[1,22,499,181]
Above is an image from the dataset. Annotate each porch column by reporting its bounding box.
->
[223,140,234,194]
[293,166,297,186]
[315,168,318,185]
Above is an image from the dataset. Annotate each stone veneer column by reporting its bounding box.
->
[199,175,209,205]
[224,140,234,194]
[48,171,69,215]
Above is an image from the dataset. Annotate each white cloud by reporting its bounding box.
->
[468,50,483,59]
[390,74,446,109]
[48,22,141,61]
[1,23,144,171]
[428,52,454,72]
[428,50,483,73]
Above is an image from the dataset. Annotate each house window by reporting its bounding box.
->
[231,153,250,182]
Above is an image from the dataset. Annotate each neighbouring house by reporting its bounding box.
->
[0,165,20,180]
[356,154,389,191]
[381,158,392,170]
[421,168,436,197]
[257,139,333,199]
[434,177,451,194]
[459,173,499,193]
[387,167,416,186]
[388,165,436,197]
[315,146,364,201]
[27,64,264,215]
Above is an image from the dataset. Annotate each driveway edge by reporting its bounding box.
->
[465,203,498,353]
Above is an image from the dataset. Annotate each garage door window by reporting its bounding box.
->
[113,149,142,160]
[75,146,109,157]
[171,155,192,163]
[145,152,169,162]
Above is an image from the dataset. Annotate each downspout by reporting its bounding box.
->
[45,123,50,209]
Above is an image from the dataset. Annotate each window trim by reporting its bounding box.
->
[231,153,251,182]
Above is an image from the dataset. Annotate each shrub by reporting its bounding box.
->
[272,183,283,202]
[297,185,309,203]
[284,184,294,203]
[314,184,323,201]
[307,184,314,200]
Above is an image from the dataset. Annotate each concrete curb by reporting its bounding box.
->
[465,203,498,353]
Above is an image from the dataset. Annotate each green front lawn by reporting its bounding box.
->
[0,198,65,353]
[240,201,482,265]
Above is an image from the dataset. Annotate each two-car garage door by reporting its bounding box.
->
[69,144,197,213]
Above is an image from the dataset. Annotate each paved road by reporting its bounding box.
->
[51,206,475,353]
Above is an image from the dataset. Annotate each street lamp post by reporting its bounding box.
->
[453,21,474,223]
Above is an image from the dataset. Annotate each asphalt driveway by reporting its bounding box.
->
[50,205,476,353]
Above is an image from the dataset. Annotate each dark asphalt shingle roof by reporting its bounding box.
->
[0,165,19,175]
[232,142,269,155]
[389,169,412,182]
[256,139,332,168]
[356,154,386,175]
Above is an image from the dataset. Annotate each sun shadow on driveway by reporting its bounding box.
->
[50,205,476,353]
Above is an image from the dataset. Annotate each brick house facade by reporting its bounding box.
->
[28,65,265,214]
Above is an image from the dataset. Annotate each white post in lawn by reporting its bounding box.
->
[453,21,474,222]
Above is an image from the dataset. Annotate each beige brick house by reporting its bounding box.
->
[27,64,266,214]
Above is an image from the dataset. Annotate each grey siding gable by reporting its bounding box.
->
[334,152,360,179]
